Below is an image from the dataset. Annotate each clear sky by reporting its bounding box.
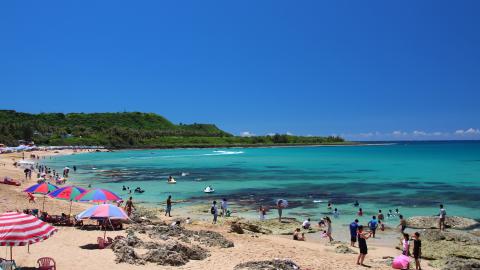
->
[1,1,479,140]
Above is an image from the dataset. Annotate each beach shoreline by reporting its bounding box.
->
[0,149,441,270]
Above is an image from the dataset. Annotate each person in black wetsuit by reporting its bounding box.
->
[356,225,373,266]
[412,232,422,270]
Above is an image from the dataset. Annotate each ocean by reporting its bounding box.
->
[44,141,480,225]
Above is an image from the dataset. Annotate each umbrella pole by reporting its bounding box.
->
[10,246,12,260]
[42,195,46,212]
[69,200,73,216]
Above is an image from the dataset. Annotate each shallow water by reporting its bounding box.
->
[45,141,480,226]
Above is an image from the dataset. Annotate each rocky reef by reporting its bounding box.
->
[406,216,479,230]
[228,218,319,235]
[110,221,233,266]
[234,259,301,270]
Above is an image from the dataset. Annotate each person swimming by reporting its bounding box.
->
[122,185,127,191]
[353,200,359,207]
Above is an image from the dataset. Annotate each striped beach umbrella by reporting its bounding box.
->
[74,188,122,203]
[24,183,59,211]
[76,204,129,220]
[48,186,88,215]
[0,212,57,260]
[76,204,129,239]
[24,183,58,194]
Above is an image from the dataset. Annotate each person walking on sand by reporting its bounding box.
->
[378,209,384,221]
[438,204,447,231]
[349,219,359,247]
[165,195,172,217]
[125,197,135,217]
[412,232,422,270]
[211,200,218,224]
[324,216,333,242]
[356,225,373,266]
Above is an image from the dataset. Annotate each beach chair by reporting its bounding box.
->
[37,257,56,270]
[0,260,17,270]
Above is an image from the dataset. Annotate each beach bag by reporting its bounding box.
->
[392,255,410,269]
[210,206,215,214]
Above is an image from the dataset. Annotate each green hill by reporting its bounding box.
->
[0,110,345,148]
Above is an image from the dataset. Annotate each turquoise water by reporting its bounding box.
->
[44,141,480,224]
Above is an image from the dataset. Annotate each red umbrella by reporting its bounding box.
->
[0,212,57,260]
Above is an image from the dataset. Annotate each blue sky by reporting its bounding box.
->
[1,1,479,140]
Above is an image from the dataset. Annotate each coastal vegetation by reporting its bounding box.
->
[0,110,345,148]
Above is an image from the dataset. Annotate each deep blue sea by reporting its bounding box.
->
[45,141,480,224]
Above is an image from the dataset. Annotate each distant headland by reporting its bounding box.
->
[0,110,347,149]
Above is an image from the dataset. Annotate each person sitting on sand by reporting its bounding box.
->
[321,230,328,238]
[356,225,373,266]
[293,228,305,241]
[302,218,311,229]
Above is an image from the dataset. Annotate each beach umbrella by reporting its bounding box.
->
[0,212,57,260]
[76,204,129,239]
[74,188,122,203]
[48,186,87,216]
[24,183,59,211]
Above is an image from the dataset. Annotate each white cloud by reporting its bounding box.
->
[266,133,276,136]
[455,128,480,135]
[240,131,255,137]
[432,132,443,136]
[413,130,427,136]
[465,128,480,135]
[286,131,294,136]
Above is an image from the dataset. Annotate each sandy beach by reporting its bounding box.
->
[0,150,437,270]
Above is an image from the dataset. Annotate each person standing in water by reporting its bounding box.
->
[165,195,172,217]
[356,225,373,266]
[438,204,447,231]
[368,216,378,238]
[277,200,284,222]
[349,219,359,247]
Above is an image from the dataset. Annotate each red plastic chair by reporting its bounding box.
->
[37,257,56,270]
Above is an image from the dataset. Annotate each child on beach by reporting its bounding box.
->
[302,218,311,229]
[356,225,373,266]
[398,215,407,233]
[259,206,266,221]
[357,208,363,217]
[321,230,328,238]
[293,228,305,241]
[412,232,422,270]
[401,233,410,256]
[324,216,333,242]
[368,216,378,238]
